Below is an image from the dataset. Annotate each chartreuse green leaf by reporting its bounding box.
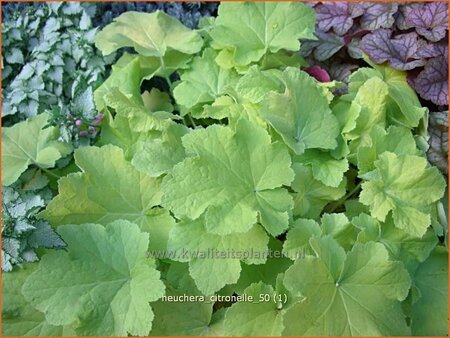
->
[150,270,214,336]
[283,236,411,336]
[142,88,174,113]
[99,112,160,160]
[2,263,74,336]
[345,77,389,152]
[39,145,174,252]
[95,11,203,57]
[162,118,294,236]
[2,113,72,186]
[283,219,320,259]
[173,48,239,114]
[357,125,420,175]
[94,50,194,112]
[410,247,448,335]
[209,2,315,66]
[295,150,348,187]
[167,217,269,295]
[200,96,267,129]
[359,152,446,237]
[283,214,355,258]
[353,213,437,272]
[94,54,142,112]
[235,238,292,294]
[291,163,346,219]
[234,66,284,104]
[223,282,284,336]
[349,61,427,129]
[104,88,175,133]
[132,123,189,177]
[22,221,165,336]
[261,67,340,155]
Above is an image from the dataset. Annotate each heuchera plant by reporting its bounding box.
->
[2,3,448,336]
[302,2,448,107]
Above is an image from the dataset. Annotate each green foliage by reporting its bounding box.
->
[283,236,411,335]
[22,220,165,336]
[2,263,73,335]
[162,118,294,237]
[2,113,72,187]
[410,247,448,335]
[95,10,203,57]
[2,170,65,272]
[3,2,448,337]
[209,2,315,66]
[2,2,111,148]
[2,3,108,121]
[359,152,446,237]
[39,145,174,253]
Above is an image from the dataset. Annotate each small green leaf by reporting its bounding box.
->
[210,2,315,65]
[132,123,189,177]
[173,48,239,113]
[104,88,174,133]
[94,55,142,112]
[353,213,437,272]
[357,125,420,175]
[22,220,165,336]
[261,68,340,155]
[95,11,203,57]
[99,112,160,160]
[295,150,349,187]
[5,47,24,64]
[2,263,72,336]
[142,88,174,113]
[410,247,448,335]
[162,118,294,236]
[223,282,284,336]
[359,152,446,237]
[350,63,426,129]
[168,217,269,295]
[39,145,174,252]
[291,163,346,219]
[2,113,72,186]
[283,236,411,336]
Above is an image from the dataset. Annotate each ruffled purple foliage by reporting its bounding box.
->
[303,1,448,106]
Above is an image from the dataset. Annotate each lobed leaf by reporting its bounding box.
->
[2,113,72,186]
[283,236,411,336]
[95,10,203,56]
[261,67,340,155]
[22,221,165,336]
[359,152,446,237]
[39,145,174,252]
[210,2,315,66]
[162,118,294,236]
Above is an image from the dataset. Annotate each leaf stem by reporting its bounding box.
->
[327,181,362,213]
[187,114,197,128]
[40,167,61,180]
[181,116,188,127]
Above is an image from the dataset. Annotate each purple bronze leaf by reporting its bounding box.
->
[312,31,345,61]
[327,62,358,83]
[396,3,423,30]
[360,3,398,31]
[413,57,448,106]
[407,2,448,42]
[347,38,363,59]
[427,111,448,175]
[315,2,364,35]
[416,41,447,59]
[361,29,427,70]
[303,65,331,83]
